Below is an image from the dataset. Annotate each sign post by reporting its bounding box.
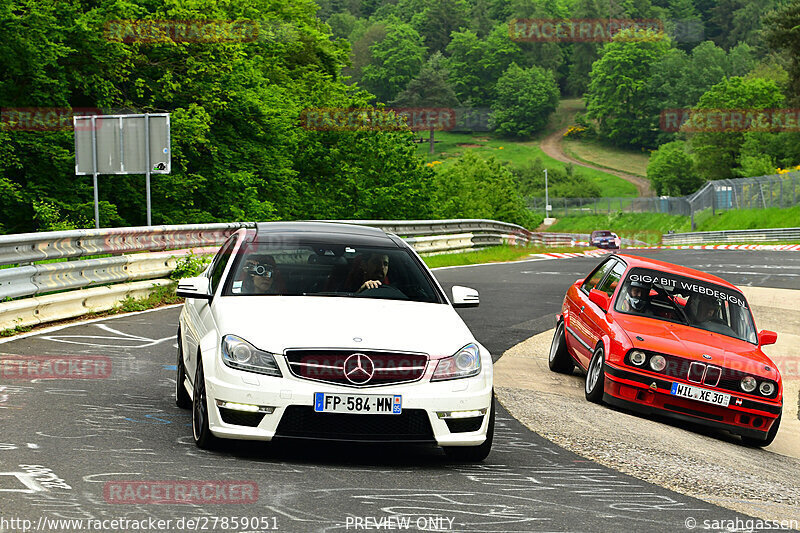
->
[74,113,170,228]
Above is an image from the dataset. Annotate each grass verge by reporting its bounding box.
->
[545,205,800,244]
[416,132,637,198]
[423,244,591,268]
[561,138,650,178]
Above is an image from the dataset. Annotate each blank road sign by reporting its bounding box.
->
[74,114,170,175]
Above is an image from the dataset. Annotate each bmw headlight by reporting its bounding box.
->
[759,381,775,396]
[432,343,481,381]
[630,350,646,366]
[221,335,282,377]
[649,355,667,372]
[740,375,757,393]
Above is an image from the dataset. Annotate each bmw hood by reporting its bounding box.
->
[615,315,779,380]
[212,296,477,359]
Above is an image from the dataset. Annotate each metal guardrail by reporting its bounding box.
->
[663,227,800,245]
[0,222,250,266]
[0,219,647,331]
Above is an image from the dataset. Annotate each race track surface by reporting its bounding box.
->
[0,249,796,532]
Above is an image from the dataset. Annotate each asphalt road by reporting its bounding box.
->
[0,249,794,533]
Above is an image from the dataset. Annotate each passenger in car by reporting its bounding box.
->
[242,254,281,295]
[688,295,735,335]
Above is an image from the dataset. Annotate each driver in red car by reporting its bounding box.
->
[619,280,652,313]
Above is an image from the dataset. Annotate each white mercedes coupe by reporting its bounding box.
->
[175,222,494,461]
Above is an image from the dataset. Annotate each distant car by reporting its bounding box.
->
[590,230,620,249]
[175,222,494,461]
[548,254,782,447]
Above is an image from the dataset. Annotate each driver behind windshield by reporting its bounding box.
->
[346,253,390,293]
[619,280,652,313]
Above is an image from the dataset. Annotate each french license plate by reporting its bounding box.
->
[670,382,730,407]
[313,393,402,414]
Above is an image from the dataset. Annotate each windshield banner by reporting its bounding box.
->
[628,270,748,309]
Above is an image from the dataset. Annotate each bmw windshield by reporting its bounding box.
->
[222,241,443,303]
[614,268,757,344]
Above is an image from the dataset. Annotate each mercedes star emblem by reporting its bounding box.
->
[343,353,375,385]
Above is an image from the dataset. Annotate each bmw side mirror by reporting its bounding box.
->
[589,288,611,313]
[452,286,479,308]
[758,330,777,346]
[176,276,213,300]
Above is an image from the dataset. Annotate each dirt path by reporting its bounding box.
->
[541,127,654,197]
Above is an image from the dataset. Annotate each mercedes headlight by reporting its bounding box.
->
[221,335,282,377]
[432,343,481,381]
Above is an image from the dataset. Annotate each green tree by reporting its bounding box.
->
[444,29,486,105]
[343,22,387,83]
[689,77,785,180]
[763,0,800,105]
[647,141,703,195]
[444,25,526,107]
[409,0,470,54]
[0,0,439,232]
[490,63,559,138]
[391,53,460,154]
[586,28,673,148]
[360,22,427,103]
[566,0,605,96]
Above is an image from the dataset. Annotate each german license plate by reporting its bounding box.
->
[313,393,402,414]
[670,382,730,407]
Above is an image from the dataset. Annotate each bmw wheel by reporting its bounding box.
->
[192,354,220,450]
[585,346,606,404]
[444,393,495,463]
[175,330,192,409]
[548,321,574,374]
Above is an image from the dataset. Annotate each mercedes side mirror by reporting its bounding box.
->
[176,276,213,300]
[452,286,479,308]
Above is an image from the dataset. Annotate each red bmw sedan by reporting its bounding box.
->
[549,254,782,447]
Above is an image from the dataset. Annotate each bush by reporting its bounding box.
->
[647,141,703,196]
[170,252,212,281]
[490,63,559,138]
[512,158,601,198]
[432,152,539,228]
